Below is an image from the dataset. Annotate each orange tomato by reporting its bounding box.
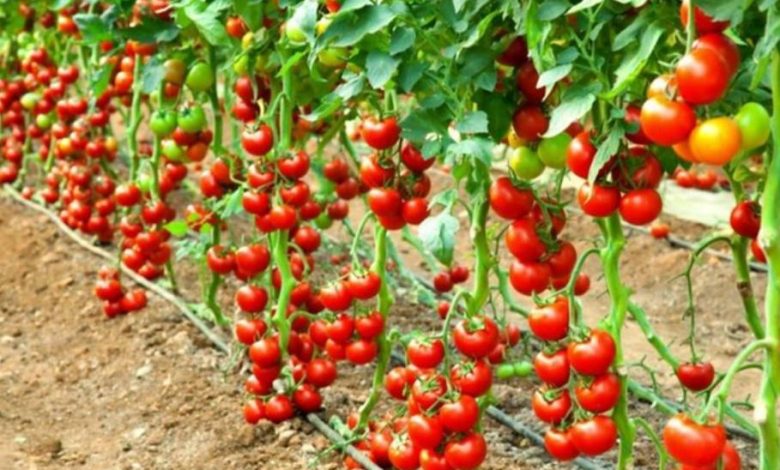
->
[689,117,741,165]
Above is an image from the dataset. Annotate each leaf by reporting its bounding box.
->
[164,220,190,238]
[543,84,599,137]
[476,91,513,142]
[455,111,489,134]
[89,63,113,101]
[366,51,400,89]
[335,73,367,100]
[587,126,623,183]
[696,0,745,22]
[446,138,494,169]
[141,56,164,94]
[612,13,647,51]
[289,0,318,45]
[338,0,373,13]
[475,68,497,91]
[389,27,415,55]
[430,189,458,209]
[567,0,603,14]
[607,22,663,98]
[182,0,231,46]
[418,212,460,266]
[398,61,427,92]
[754,7,780,62]
[401,108,449,143]
[73,13,112,45]
[121,17,179,43]
[537,63,572,98]
[320,5,397,48]
[537,0,571,20]
[233,0,263,30]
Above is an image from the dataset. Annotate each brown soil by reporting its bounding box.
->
[0,174,766,470]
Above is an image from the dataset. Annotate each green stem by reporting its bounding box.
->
[128,54,143,181]
[732,236,765,338]
[627,302,680,369]
[271,230,294,360]
[755,49,780,470]
[357,225,392,430]
[207,45,224,156]
[601,214,635,470]
[466,194,490,316]
[205,227,226,325]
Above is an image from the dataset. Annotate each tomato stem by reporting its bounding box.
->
[127,54,143,181]
[755,48,780,470]
[600,213,635,470]
[206,44,224,157]
[466,191,491,316]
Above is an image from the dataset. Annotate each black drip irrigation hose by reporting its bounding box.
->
[1,187,383,470]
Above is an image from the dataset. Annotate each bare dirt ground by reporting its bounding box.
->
[0,182,766,469]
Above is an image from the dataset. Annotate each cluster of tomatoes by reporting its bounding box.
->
[93,266,148,317]
[672,167,721,191]
[344,315,511,469]
[322,156,361,223]
[663,414,741,469]
[359,117,433,229]
[431,264,469,294]
[526,298,619,460]
[640,2,770,168]
[489,176,587,296]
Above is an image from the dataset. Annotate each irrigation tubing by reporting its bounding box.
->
[2,186,383,470]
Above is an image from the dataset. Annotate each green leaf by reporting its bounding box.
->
[164,220,190,238]
[430,189,458,209]
[537,0,571,20]
[754,7,780,62]
[696,0,744,22]
[121,17,179,43]
[141,56,164,94]
[568,0,603,14]
[320,5,397,48]
[182,0,231,46]
[544,84,599,137]
[475,69,497,91]
[476,91,513,142]
[537,63,572,98]
[455,111,489,135]
[446,138,494,169]
[398,61,427,92]
[607,22,663,98]
[233,0,263,30]
[612,13,647,51]
[338,0,373,13]
[73,13,112,45]
[587,126,623,183]
[289,0,318,45]
[401,108,449,143]
[389,27,415,55]
[366,51,400,89]
[418,212,459,266]
[89,63,113,102]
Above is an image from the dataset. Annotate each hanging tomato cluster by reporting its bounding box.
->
[93,266,148,317]
[525,297,619,461]
[360,117,432,229]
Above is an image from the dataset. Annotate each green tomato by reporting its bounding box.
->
[537,133,571,169]
[317,47,348,68]
[512,361,534,378]
[285,20,307,45]
[162,139,185,161]
[509,146,544,180]
[496,363,515,380]
[149,110,177,138]
[314,212,333,230]
[185,62,214,93]
[20,92,39,110]
[36,113,53,129]
[734,102,771,150]
[177,105,207,133]
[233,55,249,75]
[136,174,152,194]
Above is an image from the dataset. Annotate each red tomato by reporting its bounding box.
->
[625,104,652,145]
[346,271,381,300]
[452,316,500,359]
[567,329,615,376]
[320,282,353,311]
[515,62,545,103]
[433,271,454,293]
[680,0,729,34]
[367,187,403,217]
[305,358,337,387]
[385,367,416,400]
[676,48,730,105]
[577,183,620,218]
[411,375,448,410]
[751,238,767,263]
[574,373,620,413]
[264,395,295,423]
[532,389,572,424]
[566,131,596,179]
[438,395,479,433]
[509,260,551,296]
[680,441,741,470]
[444,432,487,470]
[355,311,384,340]
[388,438,420,470]
[401,142,435,172]
[619,189,662,225]
[650,222,671,239]
[676,362,715,392]
[408,414,444,450]
[693,34,740,77]
[505,217,548,263]
[663,415,726,466]
[640,96,696,146]
[293,384,323,412]
[512,104,548,141]
[570,415,618,456]
[450,360,493,397]
[730,201,761,238]
[408,338,445,369]
[488,176,534,220]
[361,117,401,150]
[346,338,378,365]
[534,349,570,387]
[402,198,430,225]
[528,297,569,341]
[544,428,580,461]
[497,36,528,67]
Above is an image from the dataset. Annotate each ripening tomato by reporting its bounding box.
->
[532,389,572,424]
[497,36,528,67]
[505,217,547,263]
[516,62,545,103]
[452,316,499,359]
[570,415,617,456]
[619,189,663,225]
[663,415,726,467]
[567,329,615,376]
[512,104,548,142]
[676,48,730,105]
[488,176,534,220]
[680,0,729,34]
[528,297,569,341]
[676,362,715,392]
[689,117,741,165]
[577,183,620,218]
[640,96,696,146]
[450,360,492,397]
[730,201,761,238]
[650,221,670,239]
[538,133,571,169]
[544,428,580,461]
